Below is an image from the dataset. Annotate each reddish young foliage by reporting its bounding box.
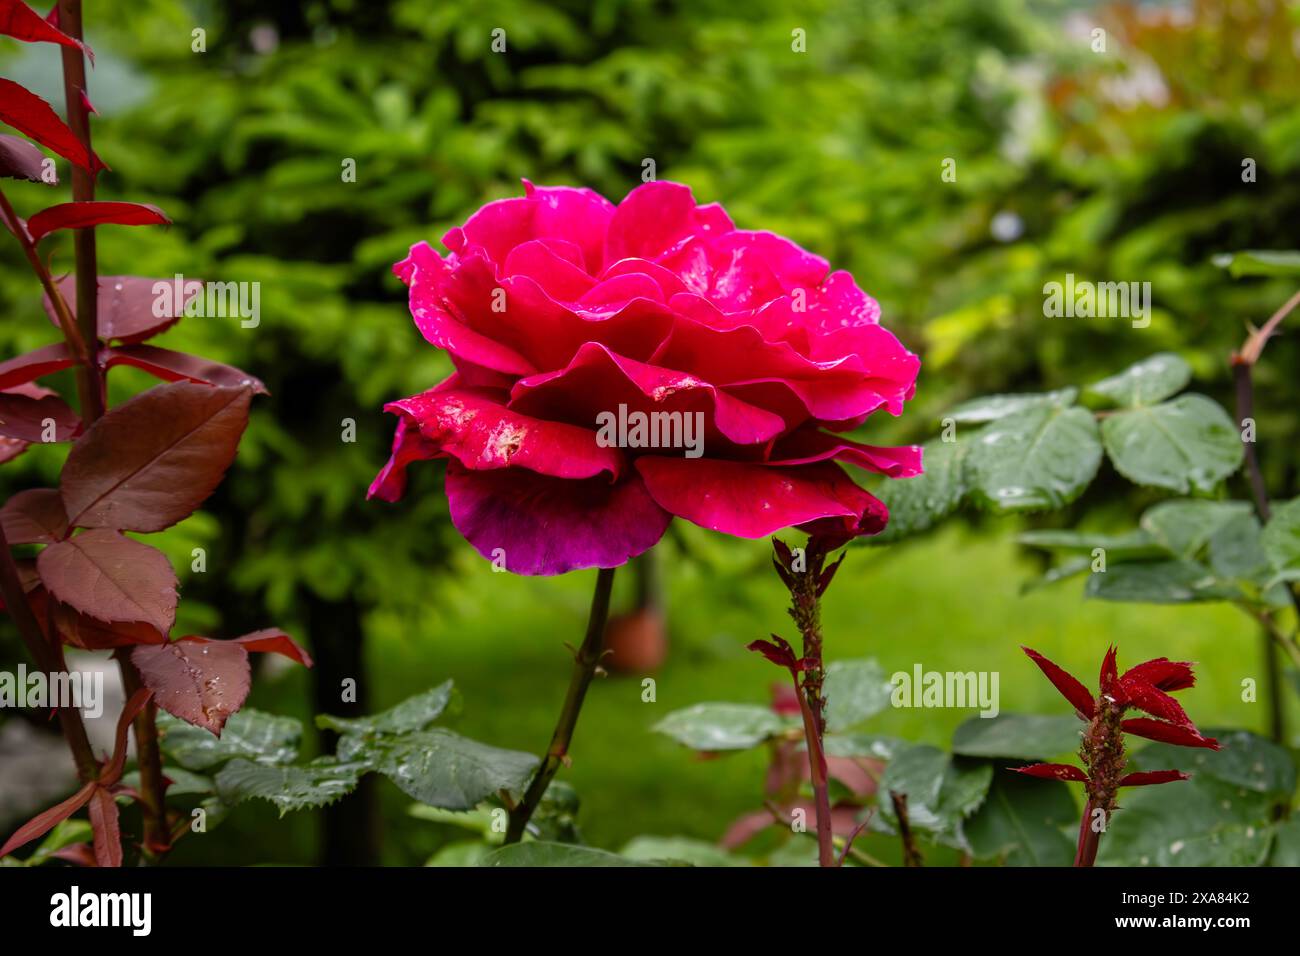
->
[0,388,80,441]
[26,200,169,243]
[0,342,76,390]
[59,382,253,532]
[52,601,166,650]
[195,628,315,667]
[132,640,252,736]
[0,0,88,56]
[0,132,52,183]
[86,788,122,868]
[37,529,178,634]
[0,77,103,174]
[42,275,197,343]
[0,487,68,543]
[105,345,268,393]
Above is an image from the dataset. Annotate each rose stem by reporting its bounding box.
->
[504,566,616,843]
[1231,289,1300,743]
[1074,799,1102,867]
[58,0,169,854]
[890,791,924,866]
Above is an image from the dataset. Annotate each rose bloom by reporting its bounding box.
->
[371,181,921,575]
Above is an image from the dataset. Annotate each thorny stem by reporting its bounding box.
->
[1231,289,1300,742]
[890,791,924,867]
[0,521,98,781]
[504,567,616,843]
[778,537,840,867]
[765,801,888,868]
[114,651,168,857]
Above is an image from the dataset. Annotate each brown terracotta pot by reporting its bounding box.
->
[602,607,667,673]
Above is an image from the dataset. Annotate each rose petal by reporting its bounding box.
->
[766,428,923,478]
[636,458,886,539]
[445,463,670,575]
[509,341,787,447]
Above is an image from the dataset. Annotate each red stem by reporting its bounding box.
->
[1074,799,1101,867]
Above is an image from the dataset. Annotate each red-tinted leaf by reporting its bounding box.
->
[0,78,103,174]
[60,382,253,532]
[27,201,169,244]
[49,842,96,866]
[86,787,121,867]
[1119,769,1190,788]
[0,559,43,612]
[0,779,94,859]
[52,602,166,649]
[1121,717,1220,750]
[1121,657,1195,693]
[0,389,80,442]
[131,639,251,736]
[0,487,68,543]
[0,342,76,391]
[1013,762,1088,782]
[36,530,178,634]
[1099,645,1119,698]
[1119,678,1193,728]
[105,344,267,393]
[0,132,53,183]
[181,628,312,667]
[0,0,89,56]
[103,688,153,784]
[1021,646,1095,719]
[43,275,201,344]
[747,635,799,673]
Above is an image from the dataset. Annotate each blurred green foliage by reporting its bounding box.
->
[3,0,1298,862]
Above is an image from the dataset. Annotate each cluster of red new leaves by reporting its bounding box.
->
[0,0,310,864]
[1016,645,1219,795]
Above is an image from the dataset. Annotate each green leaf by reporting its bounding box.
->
[1269,819,1300,866]
[4,819,95,867]
[652,703,791,751]
[945,388,1077,423]
[620,835,744,866]
[822,733,905,760]
[964,768,1076,866]
[426,841,493,867]
[1085,353,1191,407]
[214,757,365,816]
[1212,249,1300,278]
[1139,499,1253,558]
[480,842,654,867]
[823,659,892,731]
[1262,498,1300,573]
[876,746,993,846]
[158,709,301,771]
[359,729,537,810]
[966,404,1102,511]
[1085,560,1236,604]
[122,766,213,797]
[317,680,455,736]
[1020,555,1092,593]
[1101,394,1244,493]
[952,713,1082,761]
[870,438,968,542]
[1096,774,1273,866]
[1131,729,1295,801]
[1207,511,1273,584]
[1017,528,1162,559]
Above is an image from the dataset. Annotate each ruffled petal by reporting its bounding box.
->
[445,463,670,575]
[635,458,886,539]
[766,427,923,478]
[509,341,787,447]
[604,181,732,264]
[384,387,622,480]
